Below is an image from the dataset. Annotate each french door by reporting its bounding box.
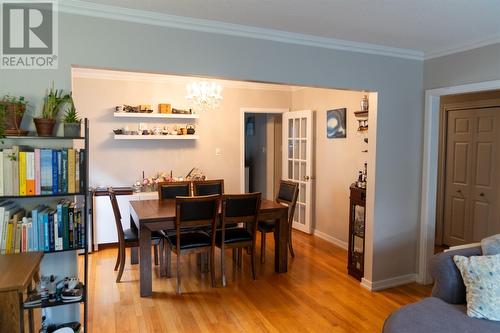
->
[282,110,314,234]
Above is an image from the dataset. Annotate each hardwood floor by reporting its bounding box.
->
[85,231,431,332]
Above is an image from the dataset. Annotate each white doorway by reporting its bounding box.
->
[240,108,288,199]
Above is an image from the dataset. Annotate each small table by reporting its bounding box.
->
[0,252,43,333]
[130,198,289,297]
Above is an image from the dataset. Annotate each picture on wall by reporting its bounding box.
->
[326,108,347,138]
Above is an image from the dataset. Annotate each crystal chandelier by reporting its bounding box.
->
[186,81,223,112]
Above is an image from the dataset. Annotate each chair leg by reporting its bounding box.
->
[159,240,166,276]
[176,252,182,294]
[116,245,126,283]
[114,247,120,271]
[166,245,171,278]
[289,228,295,258]
[260,231,266,264]
[154,244,159,266]
[210,249,216,288]
[232,248,237,262]
[221,246,226,287]
[250,245,256,280]
[237,248,242,267]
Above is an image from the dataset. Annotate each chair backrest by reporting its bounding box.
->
[158,181,191,199]
[276,180,299,224]
[221,193,261,231]
[193,179,224,196]
[175,194,220,230]
[108,188,124,242]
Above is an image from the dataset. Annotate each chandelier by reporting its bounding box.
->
[186,81,223,112]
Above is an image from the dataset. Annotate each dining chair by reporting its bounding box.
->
[157,181,191,199]
[258,180,299,263]
[192,179,224,196]
[108,188,164,282]
[165,194,220,294]
[216,193,261,286]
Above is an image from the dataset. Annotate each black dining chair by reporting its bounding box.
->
[164,194,220,294]
[216,193,261,286]
[157,181,191,199]
[258,180,299,263]
[192,179,224,196]
[108,188,164,282]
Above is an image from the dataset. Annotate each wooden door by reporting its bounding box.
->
[444,107,500,246]
[282,110,315,234]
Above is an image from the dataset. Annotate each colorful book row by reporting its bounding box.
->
[0,147,85,196]
[0,200,85,254]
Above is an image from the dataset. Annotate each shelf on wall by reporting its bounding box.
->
[114,134,199,140]
[113,113,199,119]
[354,110,368,118]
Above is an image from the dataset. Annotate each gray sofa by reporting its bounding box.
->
[383,246,500,333]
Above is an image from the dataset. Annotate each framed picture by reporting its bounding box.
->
[327,108,347,138]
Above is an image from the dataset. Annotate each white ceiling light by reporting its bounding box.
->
[186,81,223,112]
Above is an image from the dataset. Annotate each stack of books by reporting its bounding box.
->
[0,146,85,196]
[0,200,85,254]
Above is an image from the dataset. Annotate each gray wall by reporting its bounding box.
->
[424,43,500,89]
[0,12,424,283]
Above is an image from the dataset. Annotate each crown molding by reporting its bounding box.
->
[424,34,500,60]
[60,0,424,61]
[71,67,297,92]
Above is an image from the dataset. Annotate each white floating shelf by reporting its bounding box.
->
[114,134,199,140]
[114,112,199,119]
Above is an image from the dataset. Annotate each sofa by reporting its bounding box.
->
[383,246,500,333]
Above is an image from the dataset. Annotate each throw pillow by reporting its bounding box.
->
[453,254,500,321]
[481,234,500,255]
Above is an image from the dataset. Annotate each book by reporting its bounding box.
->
[69,203,74,249]
[11,146,19,196]
[26,151,35,195]
[42,209,49,251]
[61,149,68,194]
[0,150,3,196]
[75,150,80,193]
[57,151,62,194]
[3,149,13,196]
[1,202,18,253]
[52,150,58,194]
[19,151,26,196]
[79,150,85,192]
[68,149,75,193]
[40,149,53,195]
[38,207,45,251]
[62,201,70,250]
[48,210,55,251]
[34,149,41,195]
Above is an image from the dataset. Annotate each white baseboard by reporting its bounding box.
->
[361,273,417,291]
[313,229,348,250]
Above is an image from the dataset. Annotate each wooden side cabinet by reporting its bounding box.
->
[348,184,366,281]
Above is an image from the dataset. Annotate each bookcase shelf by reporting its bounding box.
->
[4,136,85,140]
[43,246,85,254]
[24,285,86,309]
[0,192,85,199]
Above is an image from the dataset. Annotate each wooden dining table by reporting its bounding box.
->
[130,198,289,297]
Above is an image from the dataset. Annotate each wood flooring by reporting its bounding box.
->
[84,231,431,333]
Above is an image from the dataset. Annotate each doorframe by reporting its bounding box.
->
[239,107,289,194]
[418,79,500,284]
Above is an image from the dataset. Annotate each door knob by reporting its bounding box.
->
[480,193,485,197]
[304,176,310,181]
[457,189,462,193]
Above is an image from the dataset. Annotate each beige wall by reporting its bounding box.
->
[73,77,290,192]
[292,88,366,245]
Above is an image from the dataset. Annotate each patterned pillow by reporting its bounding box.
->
[482,234,500,255]
[453,254,500,321]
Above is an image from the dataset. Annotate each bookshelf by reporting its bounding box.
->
[0,119,89,332]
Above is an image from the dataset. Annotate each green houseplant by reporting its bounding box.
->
[63,95,81,137]
[34,84,70,137]
[0,95,28,136]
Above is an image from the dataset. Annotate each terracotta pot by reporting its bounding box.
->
[0,102,25,130]
[34,118,56,137]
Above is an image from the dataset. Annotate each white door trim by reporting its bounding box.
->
[240,107,289,194]
[418,79,500,284]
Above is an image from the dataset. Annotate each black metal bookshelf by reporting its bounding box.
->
[1,119,89,331]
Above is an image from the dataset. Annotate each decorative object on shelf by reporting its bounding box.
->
[357,119,368,132]
[186,81,222,112]
[34,84,70,137]
[139,104,152,113]
[355,162,367,189]
[158,103,172,114]
[185,167,205,181]
[186,124,195,135]
[62,94,81,138]
[171,108,192,114]
[115,105,124,112]
[348,184,366,280]
[360,94,369,111]
[327,108,346,139]
[0,94,28,137]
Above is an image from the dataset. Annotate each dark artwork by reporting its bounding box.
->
[327,108,346,138]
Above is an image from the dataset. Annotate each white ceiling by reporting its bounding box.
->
[77,0,500,58]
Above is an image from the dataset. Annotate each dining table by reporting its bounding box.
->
[129,198,289,297]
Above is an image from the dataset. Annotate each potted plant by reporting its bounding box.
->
[34,84,69,137]
[0,95,28,136]
[63,95,81,137]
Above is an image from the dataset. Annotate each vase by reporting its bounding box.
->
[64,122,81,137]
[34,118,56,137]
